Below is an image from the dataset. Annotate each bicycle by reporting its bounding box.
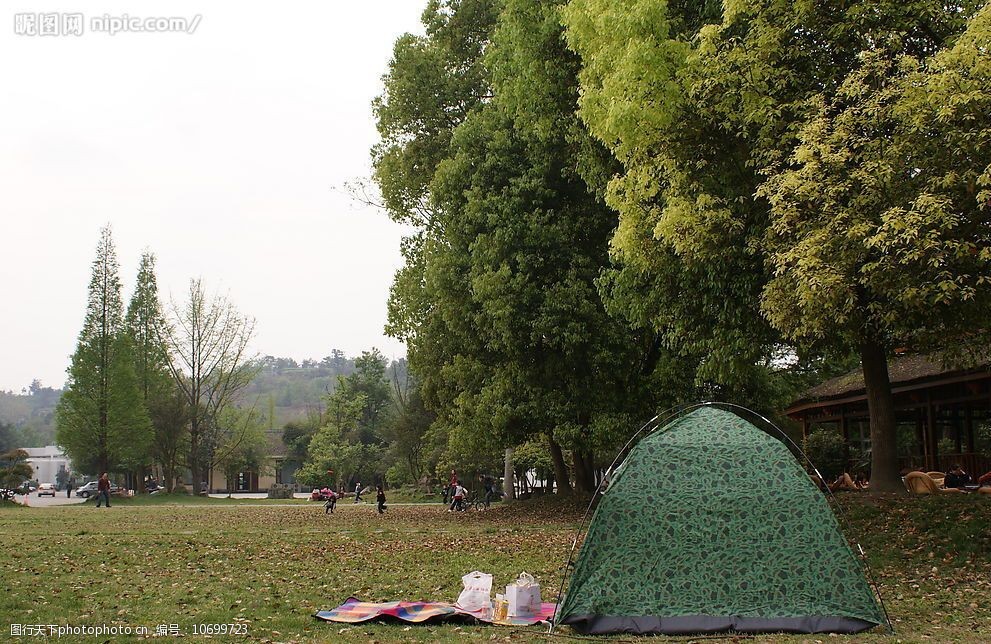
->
[451,493,486,512]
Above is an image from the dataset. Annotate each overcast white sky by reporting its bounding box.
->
[0,1,427,392]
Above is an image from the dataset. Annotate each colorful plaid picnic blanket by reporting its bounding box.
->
[314,597,557,626]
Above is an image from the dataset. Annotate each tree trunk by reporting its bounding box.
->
[547,434,572,495]
[164,462,175,493]
[503,447,515,500]
[572,450,596,493]
[190,432,201,496]
[861,338,904,494]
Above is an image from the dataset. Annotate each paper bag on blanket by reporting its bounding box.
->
[505,572,541,617]
[455,571,492,613]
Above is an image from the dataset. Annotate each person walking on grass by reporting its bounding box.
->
[95,472,111,508]
[376,485,387,514]
[324,488,337,514]
[448,480,466,512]
[353,481,363,503]
[443,469,457,504]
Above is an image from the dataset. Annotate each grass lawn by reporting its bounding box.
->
[1,494,989,643]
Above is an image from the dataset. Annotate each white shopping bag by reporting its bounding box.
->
[455,571,493,613]
[505,571,541,617]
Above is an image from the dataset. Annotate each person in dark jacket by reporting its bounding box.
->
[944,464,973,489]
[376,485,387,514]
[95,472,111,508]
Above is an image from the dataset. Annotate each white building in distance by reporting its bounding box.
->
[22,445,71,485]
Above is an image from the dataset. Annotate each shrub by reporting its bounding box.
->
[267,483,294,499]
[803,427,847,480]
[976,423,991,458]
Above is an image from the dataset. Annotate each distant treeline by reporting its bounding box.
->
[0,352,390,449]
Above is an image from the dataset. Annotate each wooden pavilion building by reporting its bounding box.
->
[785,353,991,476]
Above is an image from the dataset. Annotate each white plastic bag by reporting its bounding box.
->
[455,571,493,613]
[506,571,541,617]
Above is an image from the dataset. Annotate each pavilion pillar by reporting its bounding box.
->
[954,405,963,453]
[915,408,925,470]
[966,403,975,453]
[839,411,850,468]
[926,393,937,471]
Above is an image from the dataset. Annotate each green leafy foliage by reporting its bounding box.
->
[55,226,153,476]
[803,428,848,481]
[297,351,396,487]
[0,449,33,489]
[562,0,989,492]
[377,0,693,493]
[125,251,183,487]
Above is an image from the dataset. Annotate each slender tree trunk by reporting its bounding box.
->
[190,429,201,496]
[503,447,515,500]
[861,338,904,494]
[547,434,572,495]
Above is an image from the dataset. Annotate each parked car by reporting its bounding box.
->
[75,481,119,498]
[37,483,56,497]
[15,481,36,495]
[75,481,98,497]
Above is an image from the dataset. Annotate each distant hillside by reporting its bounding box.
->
[0,380,61,448]
[241,352,408,429]
[0,351,400,447]
[242,353,357,427]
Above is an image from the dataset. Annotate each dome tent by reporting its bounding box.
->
[555,405,886,635]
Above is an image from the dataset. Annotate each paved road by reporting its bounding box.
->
[11,492,87,507]
[11,492,446,508]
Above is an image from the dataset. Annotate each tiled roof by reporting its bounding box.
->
[795,353,989,404]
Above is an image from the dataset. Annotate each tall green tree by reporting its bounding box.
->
[336,350,394,446]
[374,0,503,484]
[372,0,502,231]
[125,251,181,490]
[759,5,991,491]
[380,0,689,493]
[384,361,436,485]
[428,0,641,492]
[562,0,985,492]
[55,226,152,475]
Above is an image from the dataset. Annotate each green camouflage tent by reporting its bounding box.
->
[556,406,885,635]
